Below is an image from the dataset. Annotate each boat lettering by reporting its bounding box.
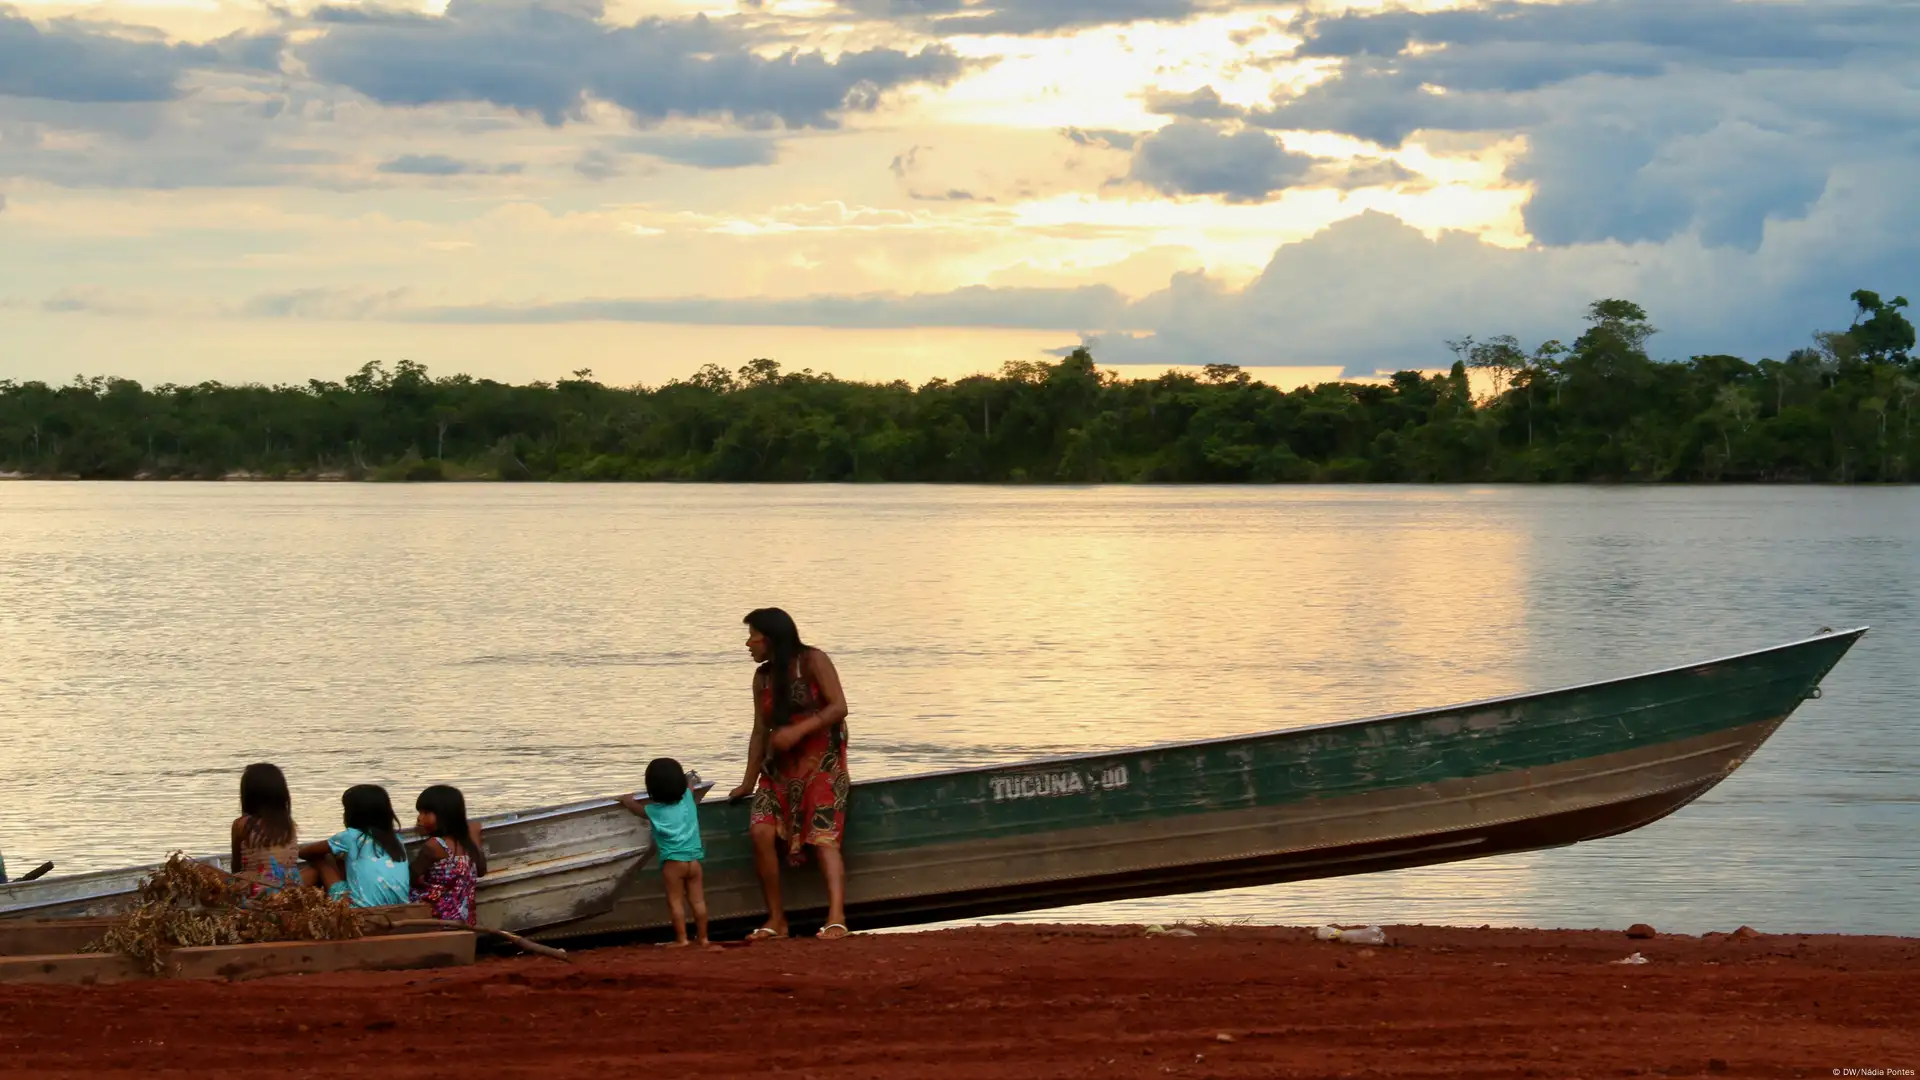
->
[990,765,1128,802]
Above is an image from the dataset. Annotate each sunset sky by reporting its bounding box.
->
[2,0,1915,387]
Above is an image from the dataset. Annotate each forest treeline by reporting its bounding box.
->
[1,290,1914,483]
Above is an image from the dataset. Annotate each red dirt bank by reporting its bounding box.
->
[1,924,1914,1079]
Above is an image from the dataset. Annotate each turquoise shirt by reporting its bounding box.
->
[645,792,705,863]
[327,828,412,908]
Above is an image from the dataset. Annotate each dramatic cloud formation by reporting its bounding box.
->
[3,0,1917,384]
[300,0,966,128]
[0,8,279,103]
[1126,119,1318,202]
[1255,0,1920,251]
[368,161,1920,375]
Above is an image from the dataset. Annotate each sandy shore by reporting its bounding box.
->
[1,924,1914,1078]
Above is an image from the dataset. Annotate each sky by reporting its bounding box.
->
[1,0,1916,388]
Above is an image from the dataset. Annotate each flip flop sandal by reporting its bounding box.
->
[815,923,850,940]
[745,927,782,941]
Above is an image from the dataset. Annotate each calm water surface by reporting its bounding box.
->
[1,484,1914,934]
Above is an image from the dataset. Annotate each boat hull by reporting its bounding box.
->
[540,628,1864,940]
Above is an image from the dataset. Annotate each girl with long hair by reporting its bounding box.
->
[733,607,852,940]
[410,784,487,924]
[298,784,411,908]
[230,762,311,893]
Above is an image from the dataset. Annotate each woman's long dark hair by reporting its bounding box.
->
[239,762,296,847]
[342,784,406,862]
[644,757,689,805]
[745,607,807,726]
[416,785,480,866]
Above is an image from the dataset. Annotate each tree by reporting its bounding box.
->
[1201,363,1250,386]
[1449,334,1527,400]
[1847,290,1916,365]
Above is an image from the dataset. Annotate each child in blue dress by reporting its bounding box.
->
[299,784,411,908]
[619,758,709,948]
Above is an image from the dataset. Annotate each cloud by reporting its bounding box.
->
[308,4,438,26]
[403,284,1134,330]
[573,147,624,180]
[1142,85,1240,122]
[246,155,1915,376]
[1086,167,1920,373]
[239,287,412,319]
[840,0,1201,36]
[0,96,350,189]
[0,9,197,103]
[1062,127,1137,151]
[299,2,967,128]
[377,153,523,176]
[1312,157,1422,191]
[1258,0,1920,251]
[612,133,780,169]
[1126,120,1318,203]
[909,188,989,202]
[37,285,184,316]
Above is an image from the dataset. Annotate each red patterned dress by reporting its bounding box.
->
[750,653,851,865]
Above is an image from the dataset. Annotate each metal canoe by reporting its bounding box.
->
[547,628,1867,940]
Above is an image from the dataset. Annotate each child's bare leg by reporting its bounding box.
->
[687,861,710,946]
[299,852,338,891]
[662,862,691,946]
[314,852,345,889]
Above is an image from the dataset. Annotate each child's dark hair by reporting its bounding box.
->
[239,763,296,847]
[342,784,406,863]
[416,784,477,858]
[644,758,689,805]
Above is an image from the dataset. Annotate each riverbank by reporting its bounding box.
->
[1,924,1913,1077]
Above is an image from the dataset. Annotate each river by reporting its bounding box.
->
[1,483,1913,933]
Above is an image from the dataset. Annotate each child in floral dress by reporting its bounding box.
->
[410,784,486,923]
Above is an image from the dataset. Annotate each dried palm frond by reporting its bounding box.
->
[87,852,366,974]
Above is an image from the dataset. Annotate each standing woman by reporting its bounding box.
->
[731,607,851,940]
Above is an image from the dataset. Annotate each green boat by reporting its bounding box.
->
[539,626,1867,941]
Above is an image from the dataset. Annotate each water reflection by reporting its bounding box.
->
[0,484,1912,933]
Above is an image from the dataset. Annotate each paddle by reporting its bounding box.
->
[19,862,52,882]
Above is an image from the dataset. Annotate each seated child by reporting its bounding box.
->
[230,763,312,893]
[411,784,487,924]
[299,784,411,908]
[618,758,709,948]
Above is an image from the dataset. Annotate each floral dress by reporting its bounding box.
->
[749,652,851,866]
[413,840,478,924]
[236,821,302,897]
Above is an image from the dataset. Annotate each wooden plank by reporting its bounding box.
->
[169,932,476,983]
[0,951,139,986]
[0,918,118,957]
[0,932,475,986]
[0,904,436,957]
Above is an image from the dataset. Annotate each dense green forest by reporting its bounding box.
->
[2,290,1914,482]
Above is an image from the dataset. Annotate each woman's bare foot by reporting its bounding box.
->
[662,939,692,949]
